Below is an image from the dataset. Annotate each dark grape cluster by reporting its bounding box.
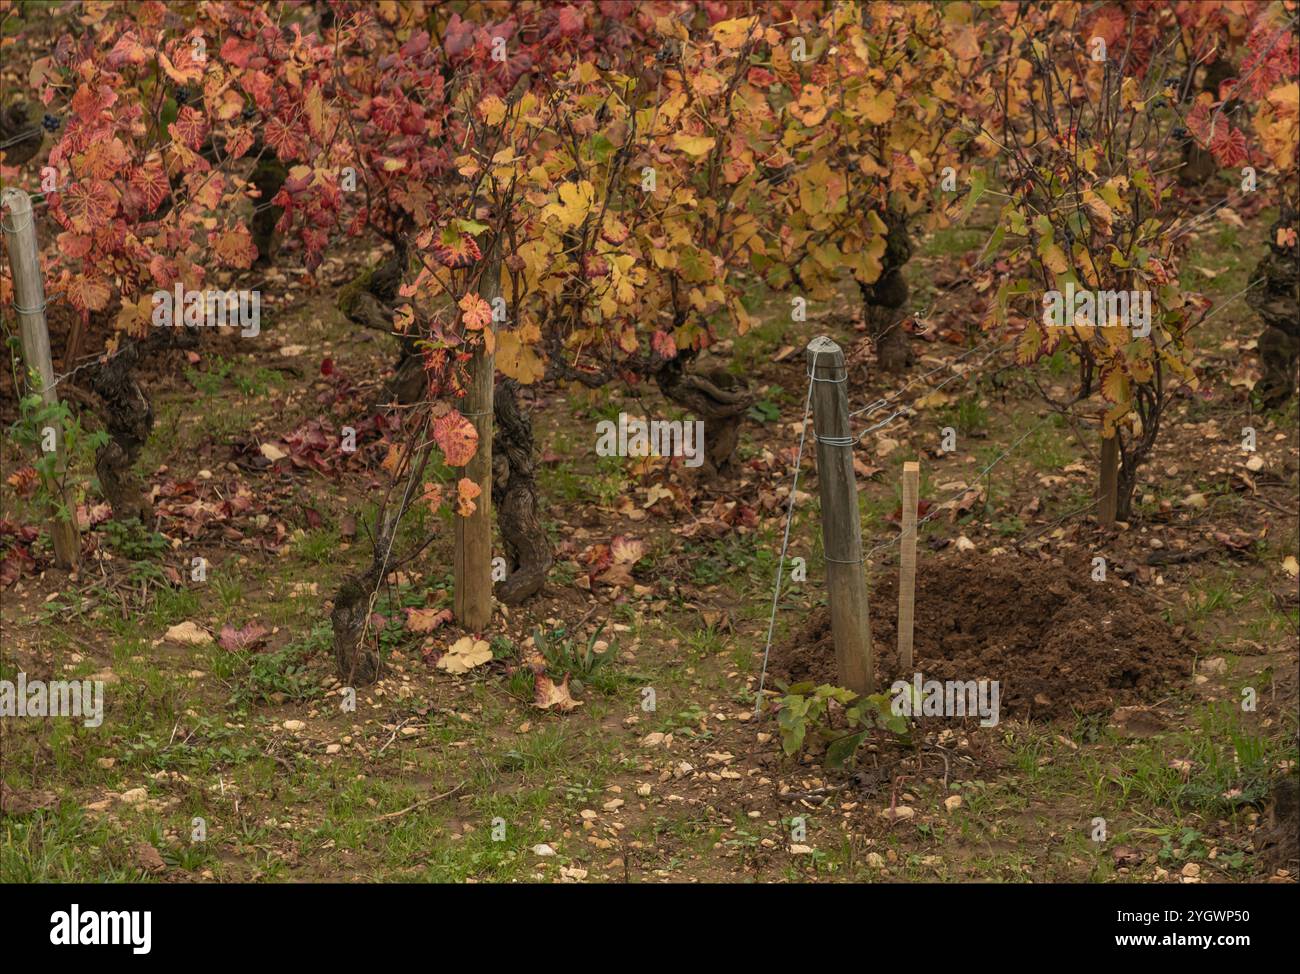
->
[41,113,60,132]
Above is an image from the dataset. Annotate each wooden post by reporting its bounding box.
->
[806,336,873,694]
[1,188,79,570]
[454,260,498,632]
[898,461,919,672]
[1098,432,1119,525]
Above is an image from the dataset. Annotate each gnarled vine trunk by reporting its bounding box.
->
[654,352,752,476]
[85,326,196,522]
[331,493,418,686]
[1249,208,1299,409]
[0,102,42,166]
[331,565,384,687]
[492,378,551,604]
[250,157,287,267]
[337,244,424,404]
[860,212,914,373]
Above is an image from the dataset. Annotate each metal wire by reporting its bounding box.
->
[755,349,818,714]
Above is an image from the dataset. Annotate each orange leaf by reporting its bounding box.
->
[455,477,482,517]
[458,292,492,331]
[405,607,452,633]
[534,672,582,711]
[434,411,479,467]
[420,481,444,514]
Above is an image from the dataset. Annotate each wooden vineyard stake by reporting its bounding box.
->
[898,461,920,672]
[1098,432,1119,525]
[1,188,80,570]
[453,260,498,632]
[805,336,874,694]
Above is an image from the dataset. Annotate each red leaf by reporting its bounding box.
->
[60,180,117,233]
[220,36,259,70]
[651,329,677,359]
[171,106,208,150]
[434,229,481,268]
[1209,123,1249,168]
[130,160,170,213]
[218,622,269,652]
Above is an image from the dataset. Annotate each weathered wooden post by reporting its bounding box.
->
[454,260,498,631]
[805,336,873,693]
[1,188,79,570]
[1098,433,1119,525]
[898,460,919,671]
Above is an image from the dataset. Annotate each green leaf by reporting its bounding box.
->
[588,133,614,164]
[825,731,867,769]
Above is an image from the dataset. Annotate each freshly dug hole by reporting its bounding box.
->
[769,553,1192,721]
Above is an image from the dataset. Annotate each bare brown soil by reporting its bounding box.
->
[769,552,1194,721]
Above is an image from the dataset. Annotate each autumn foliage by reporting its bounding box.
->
[1,0,1296,497]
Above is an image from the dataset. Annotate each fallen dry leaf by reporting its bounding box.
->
[405,607,453,633]
[218,622,269,652]
[534,672,582,712]
[596,535,645,587]
[437,636,492,674]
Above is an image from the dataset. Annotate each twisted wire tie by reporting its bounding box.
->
[0,210,34,235]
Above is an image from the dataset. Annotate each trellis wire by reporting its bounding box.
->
[753,352,819,713]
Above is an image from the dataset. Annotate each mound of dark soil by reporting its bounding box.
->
[768,553,1192,721]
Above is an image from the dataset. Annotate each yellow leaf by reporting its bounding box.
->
[1039,241,1069,275]
[437,636,492,674]
[1101,367,1129,404]
[672,133,715,157]
[545,180,595,229]
[478,95,507,126]
[861,88,896,125]
[496,322,546,384]
[711,16,758,51]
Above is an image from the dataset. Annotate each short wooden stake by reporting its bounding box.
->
[1098,432,1119,525]
[806,336,873,694]
[898,461,920,672]
[454,260,498,632]
[1,188,79,570]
